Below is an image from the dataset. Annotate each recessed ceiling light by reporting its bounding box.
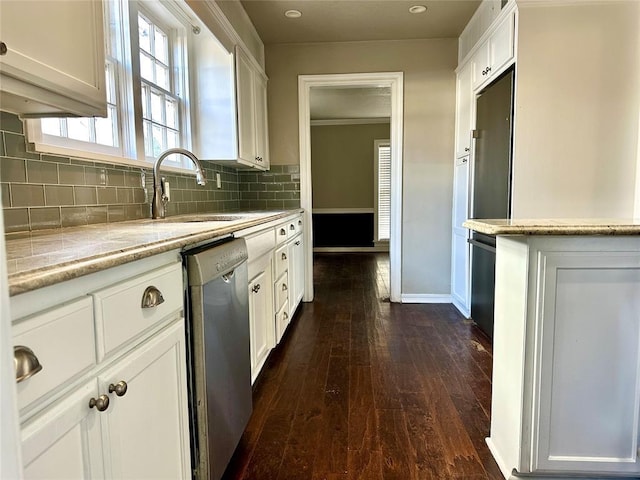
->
[284,9,302,18]
[409,5,427,14]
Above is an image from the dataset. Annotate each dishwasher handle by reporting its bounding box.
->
[222,270,235,283]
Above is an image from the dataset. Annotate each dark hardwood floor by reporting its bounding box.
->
[222,253,503,480]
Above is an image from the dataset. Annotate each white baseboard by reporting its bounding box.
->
[400,294,452,304]
[313,246,389,253]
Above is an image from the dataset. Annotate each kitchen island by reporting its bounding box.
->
[463,219,640,480]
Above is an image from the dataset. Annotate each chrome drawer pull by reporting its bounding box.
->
[252,284,261,293]
[290,224,295,230]
[281,253,287,260]
[282,283,288,291]
[14,346,43,383]
[89,394,110,412]
[141,286,165,308]
[109,380,128,397]
[280,228,286,236]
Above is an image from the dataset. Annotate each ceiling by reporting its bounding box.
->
[238,0,481,45]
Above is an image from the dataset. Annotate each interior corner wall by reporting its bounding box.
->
[265,39,457,295]
[311,123,389,209]
[511,1,640,218]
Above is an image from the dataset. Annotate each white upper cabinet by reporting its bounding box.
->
[455,63,473,159]
[191,38,269,171]
[471,6,515,91]
[236,46,270,170]
[0,0,107,117]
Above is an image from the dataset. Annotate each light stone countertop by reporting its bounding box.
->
[463,218,640,236]
[5,210,302,296]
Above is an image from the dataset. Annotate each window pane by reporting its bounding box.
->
[165,99,176,128]
[138,15,151,53]
[141,84,149,118]
[151,91,164,123]
[67,118,92,142]
[140,52,154,83]
[95,106,117,147]
[154,27,168,64]
[105,63,114,104]
[41,118,62,136]
[152,124,165,157]
[167,129,178,150]
[144,121,153,157]
[155,63,169,90]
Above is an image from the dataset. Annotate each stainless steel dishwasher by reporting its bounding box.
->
[184,237,251,480]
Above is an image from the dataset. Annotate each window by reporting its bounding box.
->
[374,140,391,243]
[27,0,194,172]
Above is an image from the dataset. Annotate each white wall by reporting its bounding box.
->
[511,1,640,218]
[266,39,457,295]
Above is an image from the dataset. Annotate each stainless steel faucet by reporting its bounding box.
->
[152,148,207,219]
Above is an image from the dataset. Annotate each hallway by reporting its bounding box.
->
[223,253,503,480]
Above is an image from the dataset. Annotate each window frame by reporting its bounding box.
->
[374,139,391,244]
[26,0,196,175]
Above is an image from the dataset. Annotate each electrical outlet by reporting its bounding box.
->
[216,173,221,189]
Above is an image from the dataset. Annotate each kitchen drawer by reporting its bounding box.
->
[92,262,183,360]
[275,271,289,311]
[275,223,289,245]
[274,243,289,279]
[287,216,303,236]
[245,228,276,261]
[13,297,95,414]
[275,302,290,344]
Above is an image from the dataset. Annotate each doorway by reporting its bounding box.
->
[298,72,404,303]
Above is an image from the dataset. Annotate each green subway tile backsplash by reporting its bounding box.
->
[1,111,299,233]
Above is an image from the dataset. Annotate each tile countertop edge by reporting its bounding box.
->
[463,219,640,236]
[7,210,303,297]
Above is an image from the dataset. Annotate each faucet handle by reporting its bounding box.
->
[161,177,170,202]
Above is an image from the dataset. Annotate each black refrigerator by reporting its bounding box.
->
[469,69,514,339]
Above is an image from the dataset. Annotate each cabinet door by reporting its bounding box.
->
[455,64,473,158]
[489,11,515,77]
[254,73,270,169]
[21,380,105,479]
[248,264,274,383]
[451,159,470,314]
[0,0,106,117]
[98,320,191,480]
[471,40,490,91]
[290,235,305,313]
[532,252,640,475]
[236,48,256,165]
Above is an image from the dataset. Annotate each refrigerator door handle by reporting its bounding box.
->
[468,238,497,253]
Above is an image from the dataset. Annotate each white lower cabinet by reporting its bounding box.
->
[21,380,105,479]
[239,213,305,382]
[248,263,274,383]
[12,252,190,479]
[98,321,190,479]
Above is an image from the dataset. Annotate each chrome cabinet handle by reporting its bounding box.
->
[462,158,468,163]
[109,380,128,397]
[141,286,165,308]
[282,283,288,291]
[0,42,7,56]
[464,147,470,152]
[295,241,301,246]
[281,252,287,260]
[14,346,43,383]
[89,395,110,412]
[283,312,289,320]
[280,228,286,236]
[252,284,261,293]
